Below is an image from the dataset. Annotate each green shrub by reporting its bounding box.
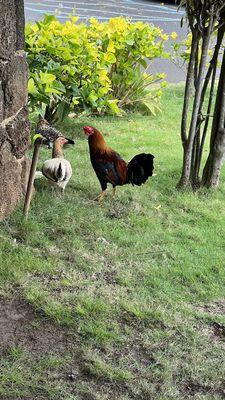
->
[171,32,216,69]
[25,15,169,122]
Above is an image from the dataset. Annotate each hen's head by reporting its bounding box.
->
[83,125,96,137]
[55,137,75,146]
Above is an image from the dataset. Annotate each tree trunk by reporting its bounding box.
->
[0,0,30,219]
[177,2,225,191]
[202,46,225,188]
[193,27,224,183]
[178,31,199,188]
[178,18,214,188]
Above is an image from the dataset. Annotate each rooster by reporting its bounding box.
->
[42,137,74,194]
[83,125,154,201]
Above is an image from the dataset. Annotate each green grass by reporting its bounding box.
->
[1,85,225,399]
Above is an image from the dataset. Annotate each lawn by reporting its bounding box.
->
[1,85,225,400]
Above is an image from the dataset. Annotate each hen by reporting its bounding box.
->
[42,137,74,195]
[83,125,154,201]
[36,118,74,146]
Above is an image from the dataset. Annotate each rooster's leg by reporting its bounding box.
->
[112,187,116,197]
[92,190,107,202]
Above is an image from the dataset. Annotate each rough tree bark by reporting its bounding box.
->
[0,0,30,219]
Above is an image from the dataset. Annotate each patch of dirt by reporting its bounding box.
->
[199,300,225,316]
[0,296,74,354]
[106,203,129,219]
[91,269,119,285]
[182,380,225,398]
[195,300,225,343]
[212,321,225,341]
[0,297,126,400]
[0,297,159,400]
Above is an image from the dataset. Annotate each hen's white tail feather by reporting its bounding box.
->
[42,158,72,190]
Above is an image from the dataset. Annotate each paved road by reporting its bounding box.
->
[24,0,187,82]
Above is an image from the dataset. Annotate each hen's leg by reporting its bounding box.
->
[112,186,116,197]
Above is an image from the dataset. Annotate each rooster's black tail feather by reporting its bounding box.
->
[127,153,154,186]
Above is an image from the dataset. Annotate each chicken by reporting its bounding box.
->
[83,125,154,201]
[36,118,74,145]
[42,137,74,194]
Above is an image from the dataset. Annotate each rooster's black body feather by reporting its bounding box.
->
[127,153,154,186]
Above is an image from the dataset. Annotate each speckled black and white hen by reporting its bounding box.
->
[36,118,74,145]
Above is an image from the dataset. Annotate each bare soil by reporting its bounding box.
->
[0,296,73,355]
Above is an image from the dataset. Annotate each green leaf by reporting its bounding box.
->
[28,78,37,94]
[88,91,98,105]
[56,101,71,122]
[138,58,148,69]
[43,14,56,24]
[140,100,161,116]
[53,81,66,94]
[45,87,62,94]
[39,72,56,85]
[106,100,121,116]
[125,39,135,46]
[104,53,117,64]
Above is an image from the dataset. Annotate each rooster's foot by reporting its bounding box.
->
[92,190,107,202]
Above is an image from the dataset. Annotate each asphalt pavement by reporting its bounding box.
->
[24,0,187,82]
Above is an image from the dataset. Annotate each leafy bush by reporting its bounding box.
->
[26,15,169,122]
[171,32,193,69]
[171,32,219,70]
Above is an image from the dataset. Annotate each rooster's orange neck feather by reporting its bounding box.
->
[88,129,109,154]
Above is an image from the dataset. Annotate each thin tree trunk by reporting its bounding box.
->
[181,31,198,147]
[178,31,199,188]
[202,46,225,187]
[193,28,224,182]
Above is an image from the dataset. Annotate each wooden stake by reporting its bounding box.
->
[23,137,43,219]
